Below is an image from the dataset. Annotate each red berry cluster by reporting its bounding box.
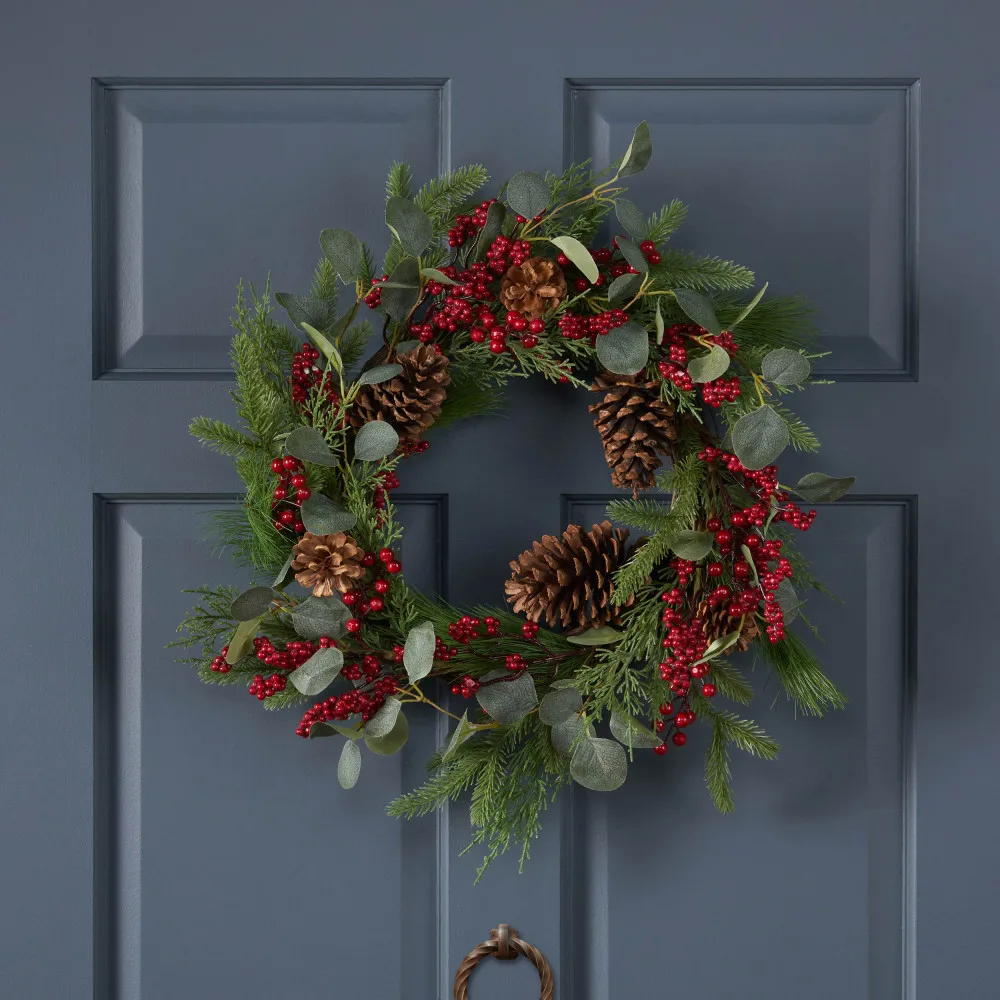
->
[557,308,628,343]
[363,275,386,309]
[339,653,385,682]
[484,234,531,273]
[657,325,743,406]
[253,634,335,670]
[291,342,338,410]
[210,645,231,673]
[447,199,497,247]
[450,675,481,699]
[270,456,309,535]
[339,546,399,635]
[477,311,546,355]
[447,614,501,644]
[295,675,399,737]
[373,469,400,512]
[248,672,287,700]
[504,653,525,672]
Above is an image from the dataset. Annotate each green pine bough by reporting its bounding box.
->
[173,123,855,876]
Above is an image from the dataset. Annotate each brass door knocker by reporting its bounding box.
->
[453,925,554,999]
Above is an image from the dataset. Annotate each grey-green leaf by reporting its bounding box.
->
[673,288,721,335]
[385,197,433,257]
[505,171,550,220]
[300,322,343,372]
[470,201,505,262]
[308,721,362,740]
[654,301,665,345]
[364,696,402,739]
[595,320,649,375]
[538,687,583,725]
[300,494,357,534]
[354,420,399,462]
[337,739,362,789]
[549,235,598,283]
[570,737,628,791]
[290,646,344,696]
[615,198,648,239]
[357,363,403,386]
[403,620,436,683]
[732,405,789,470]
[730,282,768,328]
[616,237,648,274]
[607,271,643,306]
[230,586,277,621]
[272,552,294,589]
[364,710,409,755]
[290,595,351,640]
[762,348,811,386]
[421,267,459,286]
[793,472,856,503]
[442,711,476,761]
[476,670,538,726]
[225,615,263,664]
[610,712,662,749]
[319,228,364,281]
[617,121,652,178]
[670,530,714,561]
[775,579,802,624]
[275,292,333,334]
[285,426,338,467]
[687,344,731,383]
[566,626,623,647]
[551,715,591,757]
[380,258,421,321]
[699,630,742,661]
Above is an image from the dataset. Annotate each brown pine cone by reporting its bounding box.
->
[291,531,365,598]
[350,343,450,443]
[505,521,638,631]
[697,599,759,653]
[499,256,567,319]
[589,374,679,492]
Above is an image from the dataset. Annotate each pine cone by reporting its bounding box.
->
[350,344,450,443]
[291,531,365,598]
[697,599,759,653]
[589,375,679,492]
[499,256,567,319]
[505,521,638,631]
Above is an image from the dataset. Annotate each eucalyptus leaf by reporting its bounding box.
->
[393,339,422,356]
[225,615,263,664]
[669,530,714,561]
[538,687,583,725]
[505,171,550,219]
[308,721,363,740]
[616,237,648,274]
[380,258,421,321]
[319,228,364,281]
[775,579,802,624]
[337,739,362,789]
[354,420,399,462]
[687,344,731,383]
[616,121,652,179]
[476,670,537,725]
[610,712,661,750]
[549,235,599,283]
[291,595,351,640]
[732,405,789,470]
[365,696,402,739]
[654,301,665,345]
[551,715,592,757]
[607,271,643,306]
[357,363,403,387]
[615,198,648,239]
[442,711,476,761]
[300,322,343,372]
[230,586,277,621]
[272,552,294,589]
[365,710,409,755]
[566,626,623,647]
[403,621,436,683]
[740,544,761,588]
[762,348,811,386]
[673,288,722,335]
[285,426,338,467]
[385,197,433,257]
[595,320,649,376]
[570,737,628,791]
[793,472,856,503]
[421,267,459,286]
[698,630,742,662]
[470,201,505,262]
[730,282,768,328]
[290,646,344,696]
[275,292,333,334]
[300,493,357,534]
[550,678,583,690]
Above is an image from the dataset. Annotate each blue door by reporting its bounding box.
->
[2,4,997,999]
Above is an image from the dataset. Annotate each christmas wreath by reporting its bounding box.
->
[175,122,855,874]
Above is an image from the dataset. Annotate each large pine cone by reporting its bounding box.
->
[589,375,679,492]
[505,521,637,631]
[499,256,567,319]
[350,344,450,443]
[291,531,365,598]
[697,599,760,653]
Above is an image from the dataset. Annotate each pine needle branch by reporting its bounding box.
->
[651,250,756,292]
[757,630,847,716]
[646,200,688,244]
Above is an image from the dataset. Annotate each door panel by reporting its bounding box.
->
[4,2,999,999]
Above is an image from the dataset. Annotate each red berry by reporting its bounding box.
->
[654,743,668,756]
[386,561,402,574]
[701,684,717,698]
[368,596,385,613]
[672,732,687,747]
[378,548,393,562]
[373,579,390,594]
[282,456,299,471]
[345,618,362,634]
[271,458,285,474]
